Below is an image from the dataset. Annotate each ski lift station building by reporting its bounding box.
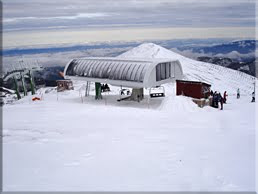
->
[64,57,183,89]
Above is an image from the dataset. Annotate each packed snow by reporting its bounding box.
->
[3,43,257,191]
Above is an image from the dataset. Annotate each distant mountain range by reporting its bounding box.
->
[170,40,256,76]
[176,40,255,55]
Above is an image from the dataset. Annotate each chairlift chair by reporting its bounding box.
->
[150,86,165,98]
[120,89,130,96]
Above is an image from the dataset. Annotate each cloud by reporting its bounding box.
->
[215,51,255,60]
[3,27,255,48]
[2,0,255,32]
[2,46,134,74]
[3,13,110,23]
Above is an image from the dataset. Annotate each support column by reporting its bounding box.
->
[20,73,27,96]
[28,70,36,95]
[130,88,144,102]
[13,76,21,100]
[85,81,90,97]
[95,82,102,100]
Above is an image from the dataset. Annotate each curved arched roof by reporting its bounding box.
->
[65,58,152,82]
[64,57,183,88]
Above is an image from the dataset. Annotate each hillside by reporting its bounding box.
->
[118,43,256,95]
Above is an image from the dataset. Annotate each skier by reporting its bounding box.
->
[251,91,255,102]
[223,91,228,103]
[237,88,240,99]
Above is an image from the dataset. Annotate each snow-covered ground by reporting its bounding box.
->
[2,43,257,191]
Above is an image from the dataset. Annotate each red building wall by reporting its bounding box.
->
[176,80,210,99]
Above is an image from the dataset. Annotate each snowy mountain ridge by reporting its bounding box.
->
[118,43,256,95]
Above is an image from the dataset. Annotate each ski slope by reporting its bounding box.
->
[3,43,257,191]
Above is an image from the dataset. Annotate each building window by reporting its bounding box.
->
[156,63,171,81]
[166,63,170,78]
[161,63,166,80]
[156,64,161,81]
[66,60,77,76]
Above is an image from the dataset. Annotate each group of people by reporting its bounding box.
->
[210,88,255,110]
[210,90,227,110]
[101,84,110,92]
[120,89,130,96]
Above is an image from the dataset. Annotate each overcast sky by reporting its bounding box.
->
[2,0,256,47]
[3,0,255,31]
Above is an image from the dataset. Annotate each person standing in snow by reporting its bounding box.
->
[251,91,255,102]
[223,91,228,103]
[137,94,140,102]
[213,91,218,108]
[210,90,214,97]
[104,83,110,91]
[218,93,223,110]
[237,88,240,99]
[101,84,104,92]
[211,93,214,107]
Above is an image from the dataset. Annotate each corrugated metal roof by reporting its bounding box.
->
[64,57,183,88]
[65,58,156,82]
